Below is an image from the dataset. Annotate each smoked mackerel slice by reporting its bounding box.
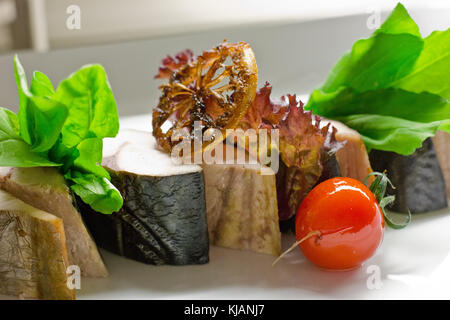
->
[321,119,373,182]
[202,144,281,256]
[0,190,75,300]
[370,138,448,213]
[78,129,209,265]
[433,131,450,197]
[0,167,108,277]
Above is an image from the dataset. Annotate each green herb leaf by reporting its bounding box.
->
[336,114,440,155]
[65,170,123,214]
[394,29,450,99]
[0,107,61,167]
[73,138,110,178]
[320,3,423,93]
[308,87,450,124]
[3,56,123,214]
[30,71,55,97]
[54,64,120,148]
[14,56,68,153]
[306,3,450,155]
[365,171,411,229]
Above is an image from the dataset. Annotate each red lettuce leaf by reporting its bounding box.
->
[239,83,343,220]
[155,49,195,79]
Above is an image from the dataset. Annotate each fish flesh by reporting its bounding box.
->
[369,138,448,213]
[78,129,209,265]
[0,190,74,300]
[433,131,450,197]
[202,144,281,256]
[0,167,108,277]
[321,120,373,183]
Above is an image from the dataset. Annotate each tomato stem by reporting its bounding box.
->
[364,171,411,229]
[272,230,321,267]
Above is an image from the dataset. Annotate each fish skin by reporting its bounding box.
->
[78,129,209,266]
[79,170,210,265]
[370,138,448,213]
[0,167,108,278]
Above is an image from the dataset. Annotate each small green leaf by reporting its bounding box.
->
[0,107,61,167]
[73,138,110,178]
[54,64,120,148]
[14,56,68,152]
[30,71,55,97]
[66,170,123,214]
[366,171,410,229]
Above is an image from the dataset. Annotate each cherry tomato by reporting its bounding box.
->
[295,177,384,271]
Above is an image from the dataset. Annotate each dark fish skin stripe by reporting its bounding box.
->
[78,170,209,266]
[369,138,448,214]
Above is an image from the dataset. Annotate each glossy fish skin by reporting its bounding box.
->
[369,138,448,213]
[79,170,210,266]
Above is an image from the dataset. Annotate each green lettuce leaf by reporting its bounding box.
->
[321,3,423,93]
[309,87,450,129]
[306,3,450,155]
[335,114,440,155]
[394,29,450,99]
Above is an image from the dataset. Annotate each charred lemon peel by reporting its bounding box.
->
[364,171,411,229]
[152,41,258,154]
